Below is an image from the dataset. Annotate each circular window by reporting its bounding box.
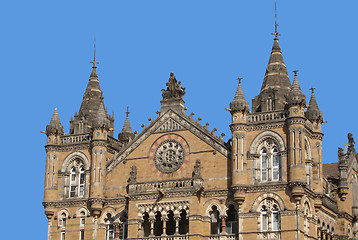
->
[154,140,185,173]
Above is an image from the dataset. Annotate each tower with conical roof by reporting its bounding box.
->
[229,77,250,205]
[252,29,291,113]
[69,45,114,136]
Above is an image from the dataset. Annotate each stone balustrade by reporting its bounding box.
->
[247,111,287,123]
[128,178,203,194]
[60,134,92,144]
[137,236,188,240]
[208,234,236,240]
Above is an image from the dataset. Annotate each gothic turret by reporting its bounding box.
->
[252,33,291,112]
[229,77,249,114]
[46,108,64,136]
[305,88,323,123]
[70,50,114,135]
[287,70,306,107]
[160,72,186,115]
[118,107,135,144]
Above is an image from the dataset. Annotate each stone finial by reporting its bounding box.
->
[46,108,64,136]
[230,77,249,114]
[287,70,306,107]
[305,88,323,123]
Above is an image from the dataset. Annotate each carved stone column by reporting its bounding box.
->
[220,216,227,234]
[149,219,155,237]
[47,215,52,240]
[174,215,180,235]
[162,216,168,236]
[114,223,120,239]
[138,219,143,238]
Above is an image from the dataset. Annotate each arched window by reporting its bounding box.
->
[261,148,268,181]
[179,210,189,234]
[226,204,238,234]
[79,211,85,240]
[303,202,310,235]
[142,213,150,237]
[259,141,280,182]
[259,199,280,231]
[272,148,279,181]
[119,212,128,240]
[210,205,221,235]
[166,211,175,235]
[68,160,86,198]
[70,167,76,197]
[154,211,163,236]
[105,213,115,240]
[79,167,85,196]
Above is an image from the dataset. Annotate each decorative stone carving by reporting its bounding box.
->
[192,159,201,179]
[128,165,137,184]
[161,72,186,100]
[154,117,185,133]
[154,139,185,174]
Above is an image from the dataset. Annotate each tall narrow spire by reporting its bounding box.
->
[306,88,323,122]
[287,70,306,106]
[230,77,249,113]
[118,106,135,144]
[70,41,114,135]
[122,106,133,133]
[252,2,291,112]
[90,36,99,78]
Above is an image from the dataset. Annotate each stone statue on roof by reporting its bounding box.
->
[161,72,186,100]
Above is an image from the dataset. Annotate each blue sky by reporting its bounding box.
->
[1,1,357,239]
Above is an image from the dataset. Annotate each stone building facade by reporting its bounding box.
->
[43,33,358,240]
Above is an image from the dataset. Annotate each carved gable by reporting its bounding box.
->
[153,117,185,133]
[107,110,228,173]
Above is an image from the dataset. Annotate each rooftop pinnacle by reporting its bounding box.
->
[305,88,323,122]
[287,70,306,106]
[46,108,64,135]
[230,77,249,113]
[118,106,135,144]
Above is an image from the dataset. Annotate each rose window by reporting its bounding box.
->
[154,140,185,173]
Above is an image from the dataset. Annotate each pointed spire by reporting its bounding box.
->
[230,77,249,113]
[233,77,247,102]
[92,102,110,129]
[50,108,61,126]
[122,106,133,133]
[46,108,64,135]
[90,36,99,78]
[118,106,135,144]
[252,3,291,112]
[287,70,306,106]
[306,88,323,122]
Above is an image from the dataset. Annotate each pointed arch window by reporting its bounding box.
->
[210,205,221,235]
[261,148,268,181]
[67,160,86,198]
[79,167,85,196]
[272,148,279,181]
[259,199,280,232]
[259,141,280,182]
[70,167,76,197]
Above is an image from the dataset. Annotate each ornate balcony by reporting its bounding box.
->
[60,133,92,144]
[208,235,236,240]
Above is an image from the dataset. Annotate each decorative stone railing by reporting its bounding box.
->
[208,234,236,240]
[247,111,287,123]
[108,136,122,150]
[60,134,92,144]
[137,236,188,240]
[128,178,203,194]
